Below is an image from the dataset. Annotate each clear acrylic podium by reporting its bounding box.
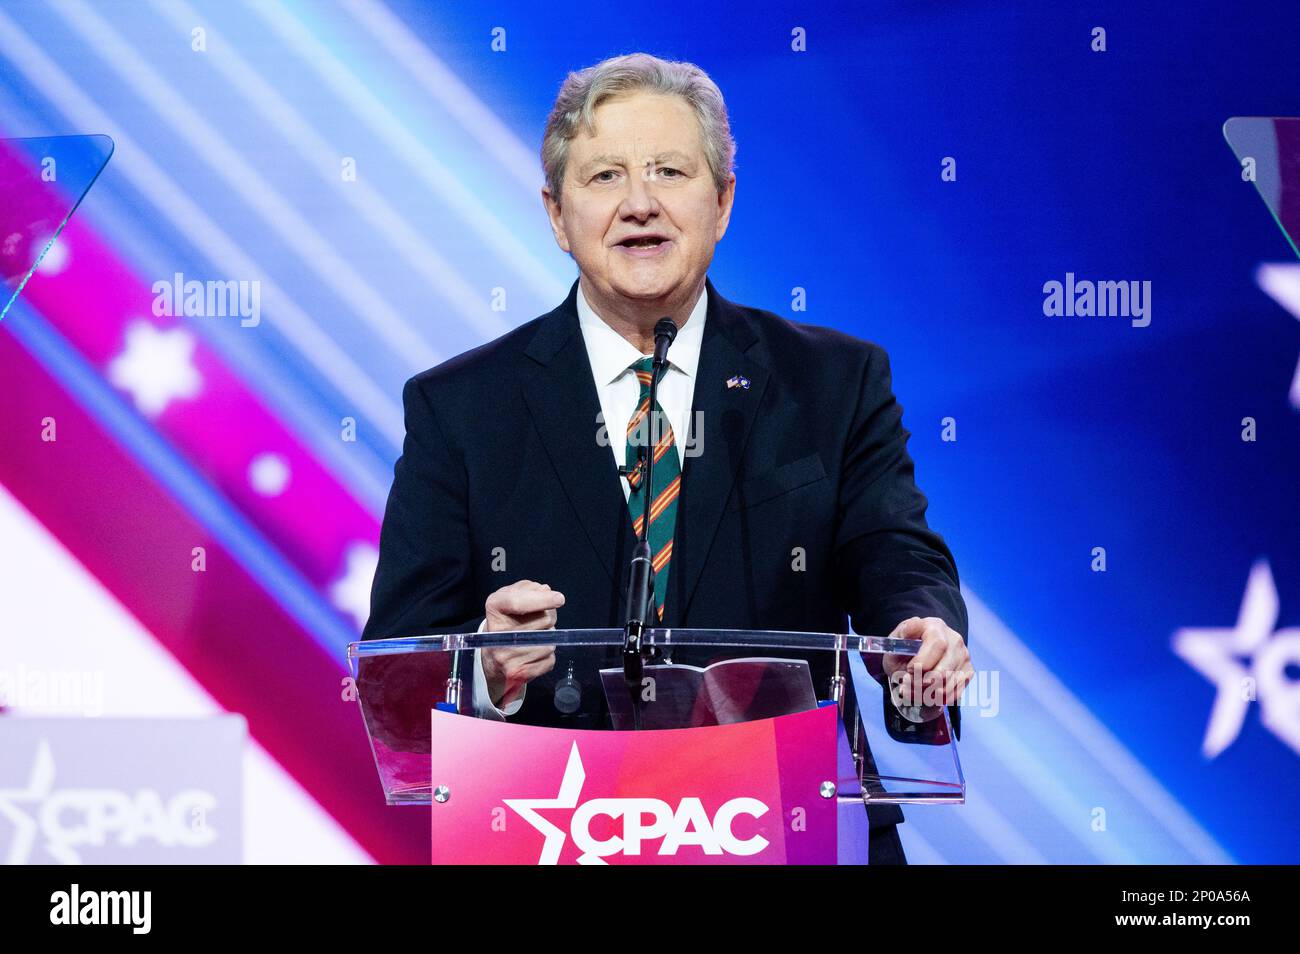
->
[349,628,964,864]
[1,134,114,322]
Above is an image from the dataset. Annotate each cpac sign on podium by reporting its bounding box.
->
[428,705,838,865]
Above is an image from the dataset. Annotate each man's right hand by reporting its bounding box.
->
[481,580,563,709]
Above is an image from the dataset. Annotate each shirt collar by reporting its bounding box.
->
[576,281,707,385]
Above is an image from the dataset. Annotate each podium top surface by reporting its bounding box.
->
[349,627,923,659]
[346,626,962,808]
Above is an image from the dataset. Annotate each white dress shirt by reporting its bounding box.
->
[473,282,709,718]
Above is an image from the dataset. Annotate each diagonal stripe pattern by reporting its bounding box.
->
[624,356,680,622]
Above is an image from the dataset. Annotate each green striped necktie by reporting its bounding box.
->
[624,356,681,622]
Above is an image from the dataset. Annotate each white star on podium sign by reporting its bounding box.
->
[1173,560,1300,758]
[503,742,586,865]
[107,321,202,417]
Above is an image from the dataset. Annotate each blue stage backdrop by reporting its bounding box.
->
[0,0,1297,863]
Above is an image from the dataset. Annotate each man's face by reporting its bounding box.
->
[543,91,735,308]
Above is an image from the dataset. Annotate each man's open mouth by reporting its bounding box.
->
[617,236,670,248]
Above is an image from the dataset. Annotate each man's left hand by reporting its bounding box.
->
[882,616,972,709]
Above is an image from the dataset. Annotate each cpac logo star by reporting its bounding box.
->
[0,739,54,864]
[1173,560,1300,758]
[503,743,770,865]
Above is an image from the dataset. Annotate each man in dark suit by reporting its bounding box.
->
[363,52,971,865]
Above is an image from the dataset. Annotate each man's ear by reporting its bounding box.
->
[541,186,571,253]
[714,173,736,243]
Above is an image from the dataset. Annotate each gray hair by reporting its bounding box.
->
[541,52,736,202]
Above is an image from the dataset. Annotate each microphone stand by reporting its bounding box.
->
[622,318,678,730]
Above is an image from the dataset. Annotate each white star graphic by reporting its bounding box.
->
[34,235,69,275]
[107,321,202,417]
[1173,560,1300,758]
[248,452,290,496]
[502,742,587,865]
[0,739,55,865]
[1254,263,1300,409]
[330,542,379,631]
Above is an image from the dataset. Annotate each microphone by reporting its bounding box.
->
[622,317,678,729]
[650,317,677,378]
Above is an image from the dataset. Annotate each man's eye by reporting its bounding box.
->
[657,167,682,178]
[593,170,618,183]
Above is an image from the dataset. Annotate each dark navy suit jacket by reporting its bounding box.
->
[363,278,968,836]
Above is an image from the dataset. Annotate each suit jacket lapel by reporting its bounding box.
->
[521,283,635,587]
[667,280,769,625]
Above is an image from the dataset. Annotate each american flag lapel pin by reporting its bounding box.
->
[726,373,751,390]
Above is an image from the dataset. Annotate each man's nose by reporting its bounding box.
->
[618,169,660,220]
